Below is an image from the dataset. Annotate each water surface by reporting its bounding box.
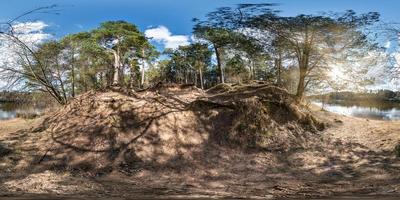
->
[0,102,42,120]
[313,100,400,120]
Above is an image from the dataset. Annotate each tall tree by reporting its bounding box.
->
[249,10,380,100]
[193,4,275,84]
[182,43,212,89]
[92,21,154,86]
[193,26,230,83]
[162,44,212,88]
[197,4,380,99]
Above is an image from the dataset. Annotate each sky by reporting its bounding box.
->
[1,0,400,48]
[1,0,400,90]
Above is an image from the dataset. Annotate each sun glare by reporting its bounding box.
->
[329,67,345,80]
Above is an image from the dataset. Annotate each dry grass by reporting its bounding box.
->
[1,84,400,199]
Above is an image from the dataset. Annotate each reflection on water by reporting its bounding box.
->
[314,100,400,121]
[0,106,16,120]
[0,102,42,120]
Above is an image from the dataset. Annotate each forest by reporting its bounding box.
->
[0,4,392,104]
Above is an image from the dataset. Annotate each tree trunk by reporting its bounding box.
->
[140,62,145,88]
[199,67,204,90]
[185,70,188,84]
[129,64,136,89]
[296,66,307,101]
[112,49,121,86]
[71,65,75,97]
[140,49,146,88]
[276,52,282,86]
[277,61,281,85]
[214,44,224,84]
[99,72,104,89]
[70,49,75,98]
[296,75,305,100]
[119,64,124,86]
[295,28,312,101]
[194,70,198,87]
[248,59,254,80]
[56,64,67,102]
[251,60,255,80]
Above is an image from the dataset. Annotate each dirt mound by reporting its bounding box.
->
[149,82,203,93]
[206,83,233,94]
[36,88,208,174]
[194,84,324,150]
[33,83,323,174]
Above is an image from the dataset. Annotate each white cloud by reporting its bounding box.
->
[385,41,391,49]
[145,26,170,40]
[0,21,52,89]
[2,21,51,48]
[190,35,208,44]
[145,26,189,49]
[12,21,48,34]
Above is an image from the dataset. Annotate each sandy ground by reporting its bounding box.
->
[1,99,400,199]
[314,106,400,152]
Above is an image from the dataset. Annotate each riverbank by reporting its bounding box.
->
[312,104,400,151]
[1,88,400,199]
[0,118,39,134]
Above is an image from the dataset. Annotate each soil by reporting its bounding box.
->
[1,84,400,199]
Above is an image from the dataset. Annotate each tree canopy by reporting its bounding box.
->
[0,4,388,104]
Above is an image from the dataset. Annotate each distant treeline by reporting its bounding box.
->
[310,90,400,102]
[0,91,55,105]
[0,91,29,102]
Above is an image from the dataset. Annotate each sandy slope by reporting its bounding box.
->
[1,87,400,199]
[314,106,400,152]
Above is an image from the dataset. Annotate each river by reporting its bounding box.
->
[313,100,400,120]
[0,102,42,120]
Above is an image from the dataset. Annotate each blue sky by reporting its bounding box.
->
[1,0,400,39]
